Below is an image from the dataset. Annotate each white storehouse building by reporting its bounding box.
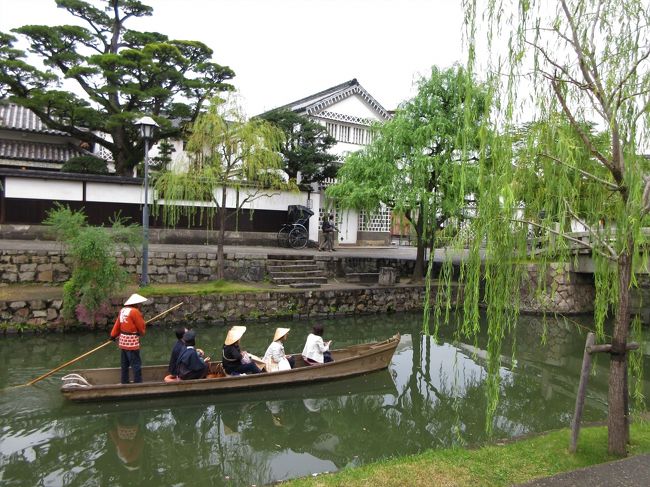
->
[266,79,394,246]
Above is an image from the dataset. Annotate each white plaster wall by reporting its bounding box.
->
[5,177,82,201]
[338,208,358,244]
[328,94,385,121]
[86,182,148,204]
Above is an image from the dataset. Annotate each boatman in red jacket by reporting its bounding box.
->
[110,293,148,384]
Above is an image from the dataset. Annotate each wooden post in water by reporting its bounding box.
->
[570,332,595,453]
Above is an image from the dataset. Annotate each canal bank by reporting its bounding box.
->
[0,282,462,332]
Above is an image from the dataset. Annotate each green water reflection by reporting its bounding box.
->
[0,313,647,486]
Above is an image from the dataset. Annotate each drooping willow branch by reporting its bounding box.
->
[510,218,617,261]
[539,153,619,191]
[562,198,619,258]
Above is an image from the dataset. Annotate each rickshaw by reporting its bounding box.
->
[277,205,313,249]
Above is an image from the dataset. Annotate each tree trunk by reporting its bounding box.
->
[412,209,425,281]
[608,249,632,456]
[216,190,227,280]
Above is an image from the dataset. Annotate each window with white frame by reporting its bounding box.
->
[326,122,337,139]
[339,125,350,142]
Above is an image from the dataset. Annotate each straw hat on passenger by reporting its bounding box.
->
[225,326,247,345]
[273,327,290,342]
[124,293,148,306]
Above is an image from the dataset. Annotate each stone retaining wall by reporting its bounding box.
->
[0,249,417,285]
[0,284,461,332]
[519,263,595,314]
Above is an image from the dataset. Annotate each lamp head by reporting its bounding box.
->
[135,116,159,140]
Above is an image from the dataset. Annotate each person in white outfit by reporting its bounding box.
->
[263,328,295,372]
[301,324,333,365]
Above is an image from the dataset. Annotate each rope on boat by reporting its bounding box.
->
[61,373,92,389]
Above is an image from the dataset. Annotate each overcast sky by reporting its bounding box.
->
[0,0,466,117]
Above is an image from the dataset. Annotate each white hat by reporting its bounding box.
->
[124,293,148,306]
[225,326,247,345]
[273,327,290,342]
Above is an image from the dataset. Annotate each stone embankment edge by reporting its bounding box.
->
[0,284,461,334]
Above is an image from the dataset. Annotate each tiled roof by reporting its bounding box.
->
[0,103,70,135]
[0,138,84,163]
[261,79,392,121]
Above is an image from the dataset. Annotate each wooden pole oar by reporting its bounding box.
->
[20,301,184,387]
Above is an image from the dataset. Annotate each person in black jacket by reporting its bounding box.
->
[177,330,210,380]
[167,326,188,379]
[318,214,339,252]
[222,326,261,375]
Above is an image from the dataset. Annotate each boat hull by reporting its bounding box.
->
[61,334,400,402]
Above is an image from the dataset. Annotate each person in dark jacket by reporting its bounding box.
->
[167,326,188,379]
[177,330,210,380]
[222,326,261,375]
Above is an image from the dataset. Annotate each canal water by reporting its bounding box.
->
[0,313,648,486]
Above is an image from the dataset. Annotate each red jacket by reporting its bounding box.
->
[111,306,146,339]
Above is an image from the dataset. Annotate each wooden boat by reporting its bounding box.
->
[60,334,400,402]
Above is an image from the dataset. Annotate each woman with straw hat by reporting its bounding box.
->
[110,293,149,384]
[263,328,295,372]
[222,326,261,375]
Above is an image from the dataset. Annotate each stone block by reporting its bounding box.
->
[37,271,53,282]
[30,300,46,310]
[9,301,27,309]
[46,308,59,321]
[18,272,36,281]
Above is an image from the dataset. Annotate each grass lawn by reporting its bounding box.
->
[285,421,650,486]
[136,279,269,296]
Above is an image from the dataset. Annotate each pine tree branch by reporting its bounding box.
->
[511,218,616,261]
[539,153,619,190]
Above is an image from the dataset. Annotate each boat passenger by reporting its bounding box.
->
[110,293,148,384]
[263,328,295,372]
[222,326,261,375]
[301,324,333,365]
[167,326,188,379]
[176,330,210,380]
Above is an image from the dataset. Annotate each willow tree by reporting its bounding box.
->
[327,65,487,279]
[154,97,289,279]
[441,0,649,455]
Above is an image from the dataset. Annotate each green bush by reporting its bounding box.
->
[62,155,109,175]
[43,204,141,324]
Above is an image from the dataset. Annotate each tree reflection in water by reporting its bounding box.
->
[0,312,647,486]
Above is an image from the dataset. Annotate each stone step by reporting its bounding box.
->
[271,276,328,285]
[269,270,325,279]
[268,264,320,273]
[267,255,315,262]
[267,259,315,266]
[289,282,322,289]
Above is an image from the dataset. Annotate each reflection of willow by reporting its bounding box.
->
[141,406,274,487]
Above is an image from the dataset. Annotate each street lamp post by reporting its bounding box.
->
[135,116,159,287]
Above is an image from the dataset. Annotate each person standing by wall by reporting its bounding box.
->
[319,214,339,252]
[110,293,148,384]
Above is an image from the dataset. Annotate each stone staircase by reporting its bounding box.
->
[267,255,327,288]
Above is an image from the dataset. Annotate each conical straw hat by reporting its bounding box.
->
[273,327,290,342]
[124,293,148,306]
[225,326,247,345]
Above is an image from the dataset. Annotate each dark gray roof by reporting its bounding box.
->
[0,138,85,163]
[260,79,391,121]
[0,167,141,184]
[0,103,70,135]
